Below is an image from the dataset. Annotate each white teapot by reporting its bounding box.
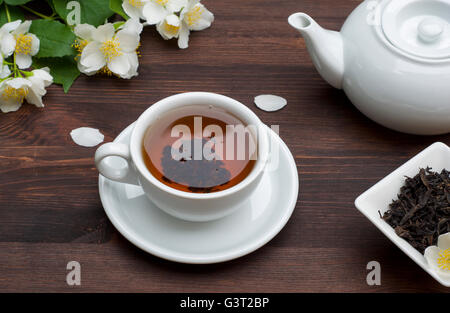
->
[289,0,450,135]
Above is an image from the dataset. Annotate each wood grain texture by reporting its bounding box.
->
[0,0,449,292]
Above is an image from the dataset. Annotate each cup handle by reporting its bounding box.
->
[95,143,140,186]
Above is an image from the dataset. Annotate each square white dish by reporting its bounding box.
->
[355,142,450,287]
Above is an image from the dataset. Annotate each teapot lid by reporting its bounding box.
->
[381,0,450,60]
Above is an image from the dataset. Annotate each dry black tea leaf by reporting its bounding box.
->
[381,167,450,253]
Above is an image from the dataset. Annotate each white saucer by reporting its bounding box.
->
[98,123,299,264]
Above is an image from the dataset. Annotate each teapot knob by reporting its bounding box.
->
[418,17,444,43]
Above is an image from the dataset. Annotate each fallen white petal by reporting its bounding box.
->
[254,94,287,112]
[70,127,104,147]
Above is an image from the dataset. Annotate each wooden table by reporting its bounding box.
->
[0,0,449,293]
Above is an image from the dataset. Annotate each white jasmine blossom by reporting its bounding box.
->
[142,0,187,25]
[0,67,53,113]
[0,77,31,113]
[123,0,150,20]
[182,0,214,31]
[155,0,214,49]
[156,13,182,41]
[76,19,143,79]
[11,21,40,69]
[0,18,51,113]
[178,0,214,48]
[424,232,450,278]
[26,68,53,107]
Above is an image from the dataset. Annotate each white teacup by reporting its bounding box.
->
[95,92,270,222]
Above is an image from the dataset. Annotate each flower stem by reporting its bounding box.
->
[20,5,54,20]
[13,53,18,77]
[19,69,32,77]
[4,3,11,23]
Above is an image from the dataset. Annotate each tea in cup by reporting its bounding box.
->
[95,92,269,222]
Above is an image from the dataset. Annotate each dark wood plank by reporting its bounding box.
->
[0,0,449,292]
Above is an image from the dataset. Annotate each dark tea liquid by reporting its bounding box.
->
[143,106,257,193]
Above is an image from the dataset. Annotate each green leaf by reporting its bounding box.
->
[33,56,80,93]
[113,21,124,30]
[0,4,23,26]
[29,19,76,58]
[110,0,128,20]
[53,0,115,27]
[4,0,33,4]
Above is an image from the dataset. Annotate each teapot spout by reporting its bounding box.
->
[288,13,344,89]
